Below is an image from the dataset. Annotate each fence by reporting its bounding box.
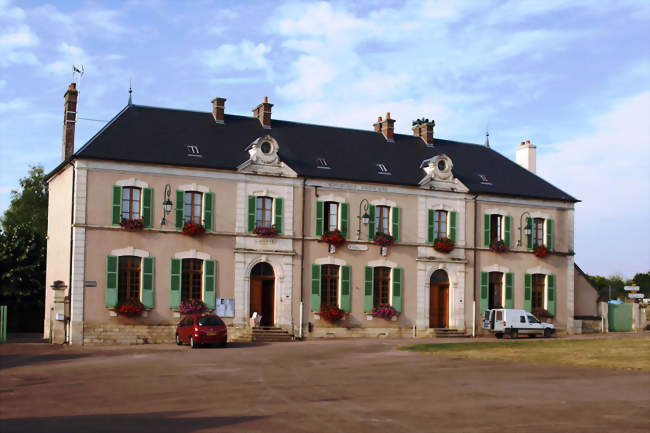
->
[0,305,7,343]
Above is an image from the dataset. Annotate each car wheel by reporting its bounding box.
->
[528,334,536,338]
[544,328,552,338]
[510,329,518,339]
[190,336,197,349]
[176,334,182,346]
[220,340,227,348]
[495,332,503,339]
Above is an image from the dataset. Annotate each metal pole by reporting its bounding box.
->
[356,198,369,240]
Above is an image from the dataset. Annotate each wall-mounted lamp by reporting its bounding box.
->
[161,184,173,226]
[517,211,532,247]
[357,198,371,240]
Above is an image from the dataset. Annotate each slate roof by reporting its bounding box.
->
[70,104,577,202]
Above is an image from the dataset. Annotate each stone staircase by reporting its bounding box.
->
[433,328,468,338]
[231,326,294,343]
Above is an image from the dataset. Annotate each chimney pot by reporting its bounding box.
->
[264,96,268,103]
[412,119,435,146]
[253,97,273,128]
[386,112,391,119]
[211,97,226,124]
[373,113,395,141]
[61,82,79,161]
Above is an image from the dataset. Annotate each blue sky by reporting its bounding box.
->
[1,0,648,278]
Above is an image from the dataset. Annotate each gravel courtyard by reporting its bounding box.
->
[1,335,648,433]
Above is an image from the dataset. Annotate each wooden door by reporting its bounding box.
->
[250,278,263,319]
[429,283,449,328]
[261,279,274,326]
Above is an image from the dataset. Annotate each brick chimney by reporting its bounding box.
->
[212,97,226,124]
[412,120,435,146]
[253,96,273,128]
[62,82,78,161]
[373,112,395,141]
[516,139,536,173]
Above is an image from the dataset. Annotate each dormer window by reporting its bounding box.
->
[260,141,272,154]
[186,145,202,157]
[377,163,391,175]
[316,158,330,169]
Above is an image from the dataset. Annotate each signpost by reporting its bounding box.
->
[624,286,641,291]
[628,293,644,299]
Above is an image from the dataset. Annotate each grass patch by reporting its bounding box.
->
[400,337,650,371]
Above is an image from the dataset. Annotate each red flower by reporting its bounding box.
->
[182,221,206,237]
[373,232,395,247]
[116,297,144,316]
[433,237,455,253]
[534,244,549,258]
[490,240,509,253]
[120,218,144,232]
[253,225,279,237]
[320,230,346,247]
[371,303,399,319]
[319,304,346,321]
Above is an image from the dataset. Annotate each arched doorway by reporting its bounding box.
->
[429,270,449,328]
[250,262,275,326]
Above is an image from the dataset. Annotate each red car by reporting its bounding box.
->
[176,314,227,348]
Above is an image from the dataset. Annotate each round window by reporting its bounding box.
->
[260,142,272,154]
[437,160,446,171]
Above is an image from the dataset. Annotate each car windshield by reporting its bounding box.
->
[197,316,224,326]
[527,314,540,324]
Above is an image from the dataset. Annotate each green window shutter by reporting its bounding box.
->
[449,211,457,243]
[142,187,153,228]
[526,217,533,250]
[547,274,556,317]
[340,265,351,313]
[505,272,514,309]
[247,196,256,232]
[392,207,400,242]
[315,201,324,236]
[204,260,216,310]
[504,215,512,248]
[203,192,214,231]
[364,266,374,312]
[392,268,403,313]
[427,209,435,243]
[340,202,349,238]
[112,186,122,225]
[310,264,321,312]
[274,197,284,235]
[175,190,184,230]
[546,219,554,252]
[483,214,491,247]
[170,258,182,309]
[367,204,376,241]
[480,271,489,315]
[141,257,155,309]
[105,255,118,308]
[524,273,532,312]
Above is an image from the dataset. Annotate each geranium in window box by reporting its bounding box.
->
[120,218,144,232]
[373,232,395,247]
[433,237,455,253]
[115,298,144,316]
[371,303,399,319]
[532,308,553,319]
[320,229,346,248]
[182,221,206,237]
[319,304,346,322]
[179,299,207,315]
[490,240,509,253]
[253,225,279,237]
[534,244,549,258]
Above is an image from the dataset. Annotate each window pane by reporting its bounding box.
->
[123,188,131,200]
[132,189,140,200]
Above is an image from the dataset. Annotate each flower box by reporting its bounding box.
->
[320,229,346,248]
[490,240,509,253]
[182,221,206,237]
[179,299,207,315]
[433,237,455,253]
[532,308,553,319]
[319,304,346,322]
[253,225,279,237]
[534,244,549,258]
[120,218,144,232]
[371,303,399,319]
[115,298,144,316]
[373,232,395,247]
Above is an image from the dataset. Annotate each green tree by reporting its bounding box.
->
[1,165,48,234]
[632,271,650,291]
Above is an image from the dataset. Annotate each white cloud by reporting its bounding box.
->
[0,0,25,19]
[0,24,39,67]
[0,98,28,113]
[202,40,271,72]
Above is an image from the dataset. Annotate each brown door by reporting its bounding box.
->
[429,283,449,328]
[250,279,263,321]
[250,262,275,327]
[261,279,274,326]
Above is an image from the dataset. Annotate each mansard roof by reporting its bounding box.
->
[71,104,577,202]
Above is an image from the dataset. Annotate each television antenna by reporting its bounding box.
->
[72,65,84,84]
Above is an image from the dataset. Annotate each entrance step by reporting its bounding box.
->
[231,327,294,343]
[433,328,468,338]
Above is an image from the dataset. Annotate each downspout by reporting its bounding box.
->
[472,193,479,337]
[299,177,307,339]
[66,161,76,344]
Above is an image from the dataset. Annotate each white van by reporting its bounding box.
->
[482,309,555,339]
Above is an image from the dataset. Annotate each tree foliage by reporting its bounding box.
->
[585,271,649,301]
[1,165,48,234]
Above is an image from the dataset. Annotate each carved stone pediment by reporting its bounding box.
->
[237,135,297,177]
[419,154,468,192]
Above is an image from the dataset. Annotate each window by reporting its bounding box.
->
[533,218,544,246]
[520,315,526,323]
[325,202,339,232]
[182,259,203,301]
[373,267,391,306]
[490,214,503,244]
[321,264,339,306]
[184,191,203,224]
[121,187,141,220]
[488,272,503,309]
[527,314,540,324]
[434,210,447,239]
[377,205,390,234]
[532,274,545,310]
[197,316,224,326]
[256,196,273,228]
[118,256,141,303]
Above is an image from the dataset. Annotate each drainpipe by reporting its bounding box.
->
[472,193,479,337]
[299,178,307,339]
[66,161,76,344]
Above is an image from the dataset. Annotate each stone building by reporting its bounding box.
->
[44,83,583,344]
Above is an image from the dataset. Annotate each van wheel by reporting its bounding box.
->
[495,332,504,339]
[510,329,518,339]
[190,336,198,349]
[176,334,182,345]
[544,329,552,338]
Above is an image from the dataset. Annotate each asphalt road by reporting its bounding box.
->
[1,335,648,433]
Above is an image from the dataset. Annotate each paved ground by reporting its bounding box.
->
[1,334,649,433]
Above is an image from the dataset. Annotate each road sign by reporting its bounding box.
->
[628,293,644,299]
[624,286,640,291]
